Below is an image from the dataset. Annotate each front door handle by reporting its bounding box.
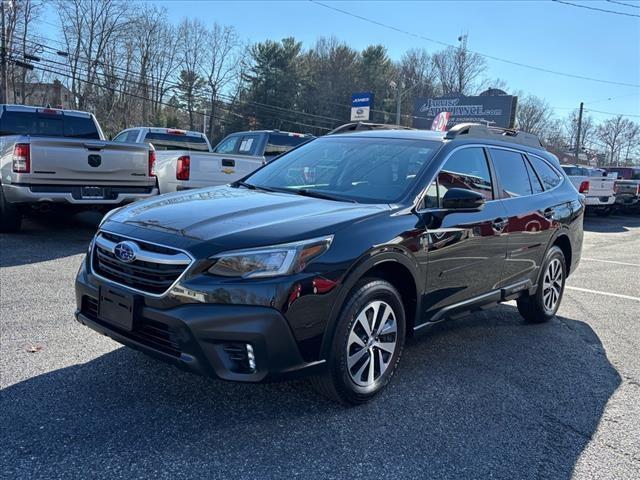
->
[492,217,509,231]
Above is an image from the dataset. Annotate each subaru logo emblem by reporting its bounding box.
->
[113,241,138,263]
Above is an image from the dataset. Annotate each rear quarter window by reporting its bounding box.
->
[529,156,563,190]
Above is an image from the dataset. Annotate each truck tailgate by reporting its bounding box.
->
[588,177,615,197]
[27,137,150,184]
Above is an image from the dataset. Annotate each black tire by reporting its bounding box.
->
[312,278,406,405]
[0,187,22,233]
[517,246,566,323]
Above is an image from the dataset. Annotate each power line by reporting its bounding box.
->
[553,0,640,17]
[310,0,640,88]
[585,108,640,118]
[607,0,640,9]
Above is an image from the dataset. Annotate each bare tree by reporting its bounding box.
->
[564,109,595,152]
[176,18,208,130]
[203,23,240,140]
[597,115,636,166]
[433,38,486,95]
[56,0,130,110]
[515,94,554,137]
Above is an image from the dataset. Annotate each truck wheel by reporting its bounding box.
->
[517,246,566,323]
[312,278,406,405]
[0,188,22,233]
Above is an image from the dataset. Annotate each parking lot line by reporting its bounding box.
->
[565,286,640,302]
[581,258,640,268]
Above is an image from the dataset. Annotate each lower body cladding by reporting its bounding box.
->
[74,273,325,383]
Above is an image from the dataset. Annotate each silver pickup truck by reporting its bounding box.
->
[0,105,158,232]
[113,127,314,193]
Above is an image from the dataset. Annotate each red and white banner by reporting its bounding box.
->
[430,111,451,132]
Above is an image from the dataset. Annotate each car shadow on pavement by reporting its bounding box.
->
[1,305,620,479]
[0,211,102,268]
[583,214,640,233]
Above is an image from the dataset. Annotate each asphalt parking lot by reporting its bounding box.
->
[1,212,639,479]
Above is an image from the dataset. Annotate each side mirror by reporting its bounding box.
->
[442,188,486,211]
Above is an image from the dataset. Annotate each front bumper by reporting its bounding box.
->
[3,183,159,205]
[75,273,325,382]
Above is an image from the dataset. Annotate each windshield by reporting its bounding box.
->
[245,136,440,203]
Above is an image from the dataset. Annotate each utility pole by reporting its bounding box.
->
[575,101,584,160]
[1,0,7,104]
[395,82,402,126]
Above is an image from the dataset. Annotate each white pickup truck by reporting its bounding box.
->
[113,127,314,193]
[560,165,617,215]
[0,105,158,232]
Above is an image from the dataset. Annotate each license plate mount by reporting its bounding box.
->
[81,186,105,199]
[98,287,135,331]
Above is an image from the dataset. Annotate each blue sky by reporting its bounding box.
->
[40,0,640,122]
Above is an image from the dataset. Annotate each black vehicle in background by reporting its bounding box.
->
[75,123,584,404]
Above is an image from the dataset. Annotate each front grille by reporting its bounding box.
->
[81,296,181,357]
[91,232,191,295]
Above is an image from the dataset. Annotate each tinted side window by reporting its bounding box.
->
[214,135,240,154]
[437,147,493,204]
[529,156,562,190]
[490,148,532,198]
[525,159,544,194]
[113,132,129,142]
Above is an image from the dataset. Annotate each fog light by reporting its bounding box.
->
[246,344,256,372]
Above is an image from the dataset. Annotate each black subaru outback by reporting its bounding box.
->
[75,123,584,404]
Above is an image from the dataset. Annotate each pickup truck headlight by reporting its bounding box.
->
[208,235,333,278]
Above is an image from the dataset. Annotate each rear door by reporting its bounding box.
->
[424,146,509,314]
[488,148,559,289]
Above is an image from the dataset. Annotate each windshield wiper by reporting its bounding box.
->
[293,189,356,203]
[232,181,277,192]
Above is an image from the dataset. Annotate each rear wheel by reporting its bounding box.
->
[517,246,566,323]
[312,278,406,405]
[0,187,22,233]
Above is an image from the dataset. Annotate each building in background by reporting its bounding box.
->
[7,80,73,109]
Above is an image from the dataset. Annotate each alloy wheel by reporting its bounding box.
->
[346,300,398,387]
[542,258,563,312]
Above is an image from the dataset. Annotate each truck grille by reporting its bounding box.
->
[91,232,192,296]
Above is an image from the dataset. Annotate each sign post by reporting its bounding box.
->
[351,92,374,122]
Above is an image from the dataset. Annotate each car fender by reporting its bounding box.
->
[319,246,423,358]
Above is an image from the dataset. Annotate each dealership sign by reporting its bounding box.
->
[351,92,374,121]
[413,95,517,129]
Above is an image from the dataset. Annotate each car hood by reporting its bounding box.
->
[108,186,389,247]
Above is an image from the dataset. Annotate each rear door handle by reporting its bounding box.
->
[492,217,508,231]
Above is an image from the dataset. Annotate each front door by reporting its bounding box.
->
[422,146,509,318]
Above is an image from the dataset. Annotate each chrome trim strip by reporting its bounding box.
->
[89,229,196,298]
[95,234,191,265]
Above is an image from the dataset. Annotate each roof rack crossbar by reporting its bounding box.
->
[444,123,543,149]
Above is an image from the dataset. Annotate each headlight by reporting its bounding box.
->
[208,235,334,278]
[99,207,122,227]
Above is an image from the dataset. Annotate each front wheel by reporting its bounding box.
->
[312,279,406,405]
[517,246,566,323]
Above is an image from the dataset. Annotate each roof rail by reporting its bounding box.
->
[328,122,416,135]
[444,123,544,149]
